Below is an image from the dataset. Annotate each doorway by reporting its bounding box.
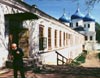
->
[5,12,39,58]
[8,20,29,57]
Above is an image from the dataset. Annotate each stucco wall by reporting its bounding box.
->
[23,20,39,55]
[35,19,84,65]
[84,22,95,32]
[71,19,84,28]
[0,1,25,67]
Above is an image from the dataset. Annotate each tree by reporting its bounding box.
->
[74,0,100,6]
[95,22,100,43]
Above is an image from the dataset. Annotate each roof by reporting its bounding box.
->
[71,8,84,20]
[5,12,38,21]
[83,13,95,22]
[59,11,70,23]
[74,26,85,31]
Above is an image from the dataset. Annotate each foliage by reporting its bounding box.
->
[73,0,100,10]
[70,51,87,66]
[74,0,100,5]
[85,0,100,6]
[96,22,100,43]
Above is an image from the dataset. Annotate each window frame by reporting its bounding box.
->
[48,27,52,49]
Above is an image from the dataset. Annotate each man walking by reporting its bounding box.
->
[11,43,25,78]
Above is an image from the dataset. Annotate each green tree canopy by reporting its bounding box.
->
[75,0,100,6]
[96,22,100,43]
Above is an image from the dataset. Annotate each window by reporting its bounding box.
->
[70,23,73,27]
[84,24,86,28]
[85,36,88,40]
[48,27,51,49]
[39,26,44,38]
[88,24,90,28]
[66,33,68,46]
[90,36,93,40]
[68,34,70,39]
[59,31,62,47]
[70,35,73,45]
[76,22,78,27]
[39,25,44,50]
[63,32,65,46]
[55,30,57,47]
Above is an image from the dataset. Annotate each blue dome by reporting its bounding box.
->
[83,13,95,22]
[59,12,70,23]
[71,8,84,20]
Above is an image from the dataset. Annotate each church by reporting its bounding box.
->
[59,7,96,51]
[0,0,95,68]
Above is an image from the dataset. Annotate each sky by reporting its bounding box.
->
[24,0,100,23]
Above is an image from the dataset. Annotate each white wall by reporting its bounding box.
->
[0,2,25,67]
[84,21,95,32]
[0,5,9,68]
[0,49,8,67]
[36,18,84,65]
[42,45,83,65]
[65,23,70,26]
[23,20,39,55]
[84,21,96,51]
[71,19,84,28]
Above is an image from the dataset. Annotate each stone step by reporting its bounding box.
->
[43,65,100,76]
[0,65,100,78]
[0,68,10,75]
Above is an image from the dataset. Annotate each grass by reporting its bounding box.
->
[70,50,88,66]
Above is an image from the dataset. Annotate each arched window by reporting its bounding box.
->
[76,22,78,27]
[88,24,90,28]
[84,24,86,28]
[85,36,88,40]
[70,23,73,27]
[90,36,93,40]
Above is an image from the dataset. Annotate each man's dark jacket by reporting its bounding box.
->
[11,48,24,68]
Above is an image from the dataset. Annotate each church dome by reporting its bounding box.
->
[83,13,95,22]
[59,11,70,23]
[71,8,84,20]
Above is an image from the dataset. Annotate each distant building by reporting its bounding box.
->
[59,8,96,51]
[0,0,84,67]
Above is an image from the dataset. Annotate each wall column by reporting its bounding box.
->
[44,26,48,51]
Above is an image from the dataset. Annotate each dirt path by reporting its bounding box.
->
[81,51,100,67]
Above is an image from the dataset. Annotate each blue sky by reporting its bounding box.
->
[24,0,100,23]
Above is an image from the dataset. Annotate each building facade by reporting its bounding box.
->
[0,0,84,67]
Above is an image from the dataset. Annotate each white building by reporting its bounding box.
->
[59,8,96,51]
[83,13,96,51]
[0,0,85,67]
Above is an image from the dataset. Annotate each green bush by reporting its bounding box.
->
[70,52,87,66]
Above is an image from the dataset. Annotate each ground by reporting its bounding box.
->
[0,51,100,78]
[81,51,100,67]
